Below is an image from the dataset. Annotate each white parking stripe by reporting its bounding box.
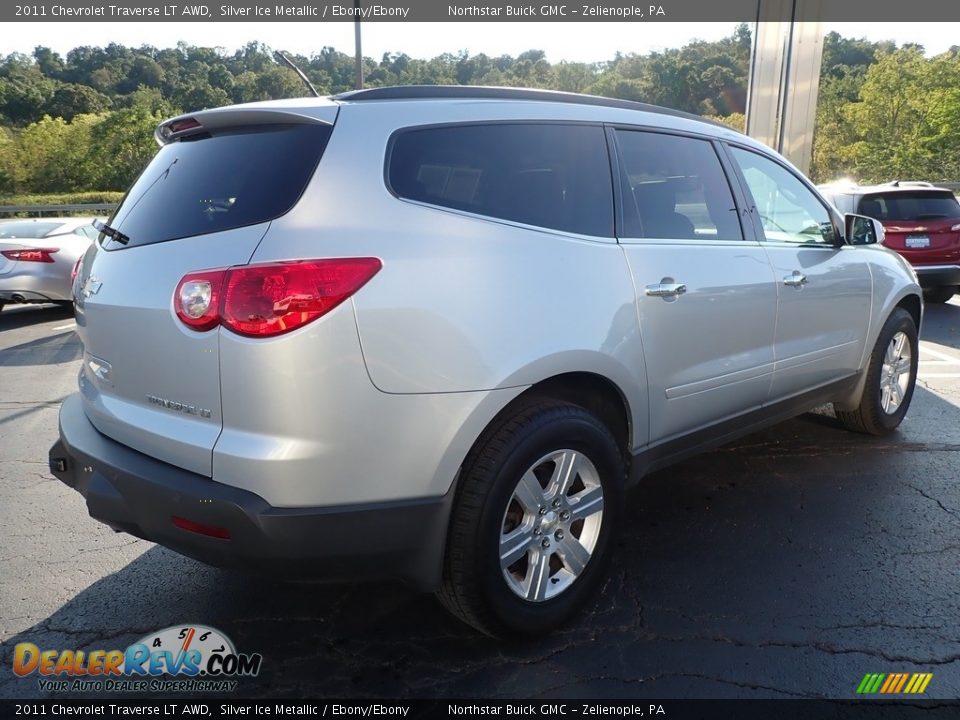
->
[51,323,76,331]
[918,343,960,364]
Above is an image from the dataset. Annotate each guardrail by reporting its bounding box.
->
[0,203,118,217]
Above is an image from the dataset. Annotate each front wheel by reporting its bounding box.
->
[438,400,625,637]
[836,307,918,435]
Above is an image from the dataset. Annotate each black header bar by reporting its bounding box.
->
[6,0,960,22]
[3,699,960,719]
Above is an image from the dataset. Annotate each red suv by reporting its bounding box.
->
[820,181,960,303]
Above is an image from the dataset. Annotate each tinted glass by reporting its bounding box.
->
[0,221,66,239]
[104,124,332,249]
[389,123,613,237]
[858,191,960,221]
[731,147,836,245]
[616,130,742,241]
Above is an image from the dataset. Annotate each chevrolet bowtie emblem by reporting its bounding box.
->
[82,277,102,298]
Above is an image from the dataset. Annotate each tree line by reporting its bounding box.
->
[0,26,957,198]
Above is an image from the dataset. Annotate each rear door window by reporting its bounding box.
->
[388,123,614,238]
[857,192,960,221]
[614,130,743,241]
[103,123,332,249]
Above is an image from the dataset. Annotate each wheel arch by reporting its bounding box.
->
[833,290,922,411]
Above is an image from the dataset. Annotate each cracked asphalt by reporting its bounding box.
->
[1,300,959,700]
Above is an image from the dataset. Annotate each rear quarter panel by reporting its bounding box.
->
[252,100,651,450]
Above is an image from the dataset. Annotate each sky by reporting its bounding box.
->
[7,22,960,62]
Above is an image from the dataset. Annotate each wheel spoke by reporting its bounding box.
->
[893,333,906,359]
[881,385,892,413]
[500,526,534,568]
[526,549,552,601]
[568,485,604,522]
[558,536,591,576]
[513,470,544,513]
[890,382,903,408]
[549,450,580,497]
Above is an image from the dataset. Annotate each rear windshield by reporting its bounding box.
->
[103,123,332,249]
[857,191,960,221]
[0,221,66,239]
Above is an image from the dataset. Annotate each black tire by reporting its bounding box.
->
[438,399,625,637]
[924,286,957,304]
[836,308,918,436]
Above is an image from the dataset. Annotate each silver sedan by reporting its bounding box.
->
[0,217,101,311]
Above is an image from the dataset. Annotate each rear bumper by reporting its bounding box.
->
[914,264,960,287]
[49,394,451,591]
[0,270,71,302]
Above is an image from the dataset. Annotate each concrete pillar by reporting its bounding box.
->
[745,1,825,174]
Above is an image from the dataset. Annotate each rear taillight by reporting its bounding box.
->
[1,248,58,263]
[951,223,960,232]
[174,258,382,337]
[175,269,226,332]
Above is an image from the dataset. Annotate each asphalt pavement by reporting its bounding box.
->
[1,299,958,700]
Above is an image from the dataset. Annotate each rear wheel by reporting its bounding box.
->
[438,399,624,637]
[836,308,918,435]
[924,286,957,304]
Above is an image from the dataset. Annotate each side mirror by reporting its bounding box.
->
[845,213,884,246]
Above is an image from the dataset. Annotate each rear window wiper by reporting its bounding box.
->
[93,219,130,245]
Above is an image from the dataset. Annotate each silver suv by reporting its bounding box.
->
[50,86,922,636]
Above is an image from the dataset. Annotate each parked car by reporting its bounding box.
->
[50,87,922,636]
[0,217,101,312]
[819,181,960,303]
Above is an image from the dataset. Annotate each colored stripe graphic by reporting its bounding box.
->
[857,672,932,694]
[894,673,910,693]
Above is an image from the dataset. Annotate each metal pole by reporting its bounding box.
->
[354,0,363,89]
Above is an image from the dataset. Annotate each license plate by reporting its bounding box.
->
[906,235,930,248]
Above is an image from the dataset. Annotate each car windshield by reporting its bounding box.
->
[0,221,66,239]
[858,191,960,221]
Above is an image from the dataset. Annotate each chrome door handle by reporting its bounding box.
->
[645,282,687,298]
[783,271,808,287]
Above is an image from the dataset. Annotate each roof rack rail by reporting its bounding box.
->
[331,85,726,128]
[888,180,935,187]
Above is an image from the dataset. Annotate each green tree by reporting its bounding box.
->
[87,107,161,190]
[46,83,112,120]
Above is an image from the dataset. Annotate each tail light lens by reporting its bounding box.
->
[951,223,960,232]
[175,269,226,332]
[1,248,58,263]
[174,258,382,337]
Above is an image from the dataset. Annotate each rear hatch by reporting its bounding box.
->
[858,190,960,265]
[75,103,337,476]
